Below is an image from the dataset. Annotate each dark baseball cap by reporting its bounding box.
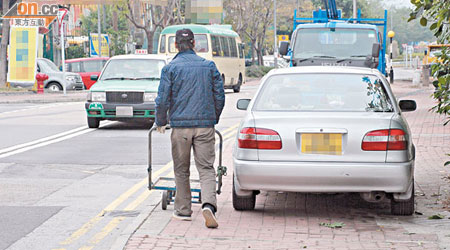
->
[175,28,194,43]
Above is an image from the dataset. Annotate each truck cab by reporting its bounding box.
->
[280,8,388,76]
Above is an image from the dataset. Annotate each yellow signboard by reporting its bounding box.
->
[8,26,39,83]
[278,35,289,42]
[90,33,109,57]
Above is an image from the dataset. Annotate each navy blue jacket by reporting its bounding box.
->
[155,49,225,128]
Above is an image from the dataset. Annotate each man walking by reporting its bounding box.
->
[155,29,225,228]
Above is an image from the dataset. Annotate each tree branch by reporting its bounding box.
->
[125,0,145,30]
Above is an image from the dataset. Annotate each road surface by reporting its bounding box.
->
[0,82,258,250]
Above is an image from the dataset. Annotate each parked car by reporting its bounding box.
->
[233,66,417,215]
[65,57,109,89]
[37,58,84,92]
[85,54,169,128]
[9,58,84,91]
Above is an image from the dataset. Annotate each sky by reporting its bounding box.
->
[381,0,413,8]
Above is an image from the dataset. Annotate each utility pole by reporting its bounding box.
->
[353,0,357,21]
[273,0,278,68]
[0,0,11,88]
[388,31,395,83]
[61,20,66,95]
[97,5,102,57]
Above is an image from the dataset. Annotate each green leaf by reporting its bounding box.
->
[430,22,438,30]
[428,214,445,219]
[445,161,450,166]
[420,17,428,26]
[408,12,417,22]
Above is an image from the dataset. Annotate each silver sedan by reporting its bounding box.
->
[233,66,416,215]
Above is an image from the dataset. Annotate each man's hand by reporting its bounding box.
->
[156,125,167,134]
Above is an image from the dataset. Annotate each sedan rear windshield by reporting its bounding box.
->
[254,74,393,112]
[100,59,165,80]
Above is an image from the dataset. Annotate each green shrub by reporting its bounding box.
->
[261,66,274,74]
[246,65,274,78]
[66,46,86,59]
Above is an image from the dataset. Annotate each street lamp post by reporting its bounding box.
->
[388,30,395,83]
[273,0,278,68]
[97,5,102,57]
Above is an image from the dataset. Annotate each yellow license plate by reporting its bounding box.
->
[301,133,342,155]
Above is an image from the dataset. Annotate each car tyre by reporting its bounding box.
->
[233,74,242,93]
[391,185,414,216]
[47,82,63,92]
[87,117,100,128]
[232,177,256,211]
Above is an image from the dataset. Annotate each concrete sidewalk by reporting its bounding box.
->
[120,80,450,250]
[0,90,87,104]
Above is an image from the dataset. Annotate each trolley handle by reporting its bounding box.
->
[148,126,157,190]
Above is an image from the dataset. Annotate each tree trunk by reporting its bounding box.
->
[112,9,118,31]
[146,29,154,53]
[257,48,263,66]
[0,0,10,88]
[250,39,256,65]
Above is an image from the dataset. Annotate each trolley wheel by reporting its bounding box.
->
[162,190,169,210]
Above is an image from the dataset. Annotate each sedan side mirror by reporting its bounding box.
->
[372,43,381,58]
[399,100,416,112]
[237,99,251,110]
[90,74,99,81]
[279,41,290,56]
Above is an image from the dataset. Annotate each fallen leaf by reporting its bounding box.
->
[319,222,345,228]
[428,214,445,219]
[414,211,423,215]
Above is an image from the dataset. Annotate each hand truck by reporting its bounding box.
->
[147,127,227,210]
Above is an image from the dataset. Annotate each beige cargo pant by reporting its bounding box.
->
[171,127,217,216]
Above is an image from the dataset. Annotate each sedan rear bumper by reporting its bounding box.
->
[234,159,414,193]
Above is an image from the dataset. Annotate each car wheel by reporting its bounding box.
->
[391,185,414,216]
[87,117,100,128]
[233,74,242,93]
[47,82,63,92]
[232,177,256,211]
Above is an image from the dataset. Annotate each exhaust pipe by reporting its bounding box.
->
[360,191,386,203]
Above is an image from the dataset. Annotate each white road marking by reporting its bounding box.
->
[0,126,88,154]
[0,121,114,159]
[0,102,82,117]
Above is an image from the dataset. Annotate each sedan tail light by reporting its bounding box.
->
[238,127,282,150]
[362,129,407,151]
